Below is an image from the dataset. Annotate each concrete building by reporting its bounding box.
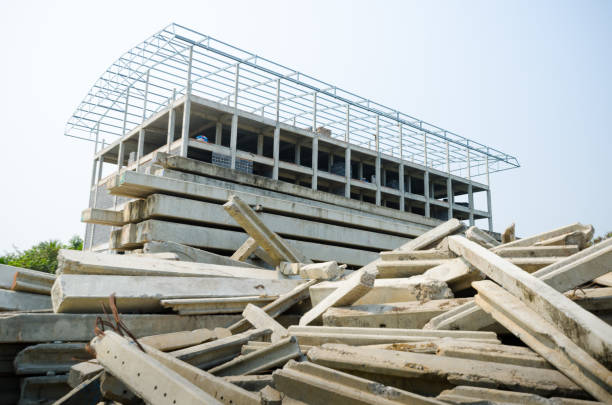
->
[65,24,519,254]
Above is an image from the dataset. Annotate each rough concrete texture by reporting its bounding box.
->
[0,288,52,311]
[144,240,260,268]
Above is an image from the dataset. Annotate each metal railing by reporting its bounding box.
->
[65,23,519,180]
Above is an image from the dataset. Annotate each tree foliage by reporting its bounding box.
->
[0,236,83,274]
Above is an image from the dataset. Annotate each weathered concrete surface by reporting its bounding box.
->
[162,296,276,315]
[289,326,499,346]
[231,237,259,262]
[14,343,90,375]
[57,249,275,279]
[81,207,124,226]
[0,312,242,343]
[307,344,586,398]
[496,245,579,258]
[376,259,448,278]
[137,193,408,251]
[153,152,439,230]
[379,250,455,261]
[300,269,377,325]
[209,336,301,376]
[223,375,274,392]
[171,328,271,370]
[135,220,378,267]
[437,386,600,405]
[137,328,230,352]
[228,279,317,334]
[19,375,72,405]
[494,222,592,250]
[144,240,260,268]
[421,258,484,292]
[567,287,612,312]
[273,360,444,405]
[68,361,104,388]
[0,264,55,294]
[595,272,612,287]
[54,371,102,405]
[474,280,612,403]
[243,303,288,343]
[309,275,453,306]
[322,298,473,329]
[465,226,500,249]
[51,274,302,313]
[534,230,592,249]
[449,236,612,367]
[298,261,344,280]
[224,195,311,265]
[501,223,516,244]
[0,288,51,311]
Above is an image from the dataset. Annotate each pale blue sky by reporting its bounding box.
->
[0,0,610,251]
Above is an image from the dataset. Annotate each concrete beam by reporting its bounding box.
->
[0,312,242,343]
[80,207,124,226]
[224,195,311,265]
[449,235,612,366]
[209,336,301,376]
[144,240,259,268]
[379,250,455,261]
[162,296,276,315]
[242,303,288,343]
[493,222,592,250]
[0,288,51,311]
[437,386,599,405]
[51,274,302,313]
[10,268,55,295]
[273,360,445,405]
[299,269,377,325]
[14,343,90,375]
[496,245,579,258]
[231,237,259,262]
[474,280,612,403]
[138,328,228,352]
[465,226,499,249]
[322,298,473,329]
[307,344,585,398]
[0,264,55,293]
[57,249,275,279]
[54,371,102,405]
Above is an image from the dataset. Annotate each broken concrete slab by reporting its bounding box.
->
[0,312,241,343]
[494,222,592,250]
[298,261,345,280]
[243,303,289,343]
[309,275,453,306]
[299,269,377,325]
[81,207,124,226]
[51,274,302,313]
[273,360,444,405]
[57,249,276,279]
[144,240,260,268]
[138,328,228,352]
[68,361,104,388]
[501,223,516,244]
[449,235,612,367]
[14,342,90,375]
[209,336,302,376]
[232,237,259,262]
[228,279,317,334]
[224,195,311,265]
[307,344,585,398]
[420,258,484,292]
[496,245,579,258]
[10,269,56,295]
[162,296,277,315]
[474,280,612,403]
[465,226,500,249]
[322,298,473,329]
[0,288,51,311]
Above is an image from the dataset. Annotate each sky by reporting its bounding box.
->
[0,0,610,252]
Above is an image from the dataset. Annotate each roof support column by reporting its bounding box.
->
[215,121,222,145]
[375,116,381,206]
[311,93,318,191]
[257,133,263,155]
[344,147,351,198]
[230,63,240,169]
[424,133,430,217]
[180,47,193,158]
[295,141,301,165]
[272,79,280,180]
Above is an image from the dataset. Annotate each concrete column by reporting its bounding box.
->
[487,188,493,232]
[382,168,386,187]
[399,164,405,211]
[230,64,240,169]
[424,171,430,217]
[295,141,301,165]
[257,133,264,155]
[447,177,453,220]
[215,122,222,145]
[311,136,318,191]
[328,151,333,172]
[181,98,191,157]
[136,129,145,172]
[344,147,351,198]
[272,127,280,180]
[167,108,176,152]
[407,175,412,194]
[468,183,474,226]
[117,141,124,171]
[90,158,98,189]
[358,161,363,180]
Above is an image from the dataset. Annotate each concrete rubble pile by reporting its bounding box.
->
[1,200,612,404]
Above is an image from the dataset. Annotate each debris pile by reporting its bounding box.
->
[1,200,611,404]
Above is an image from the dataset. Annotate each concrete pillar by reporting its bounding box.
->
[167,108,176,152]
[447,177,453,220]
[215,122,222,145]
[382,168,386,187]
[257,133,264,155]
[230,115,238,169]
[487,188,493,232]
[90,158,98,189]
[468,183,474,226]
[424,171,430,217]
[117,141,124,171]
[407,175,412,194]
[312,136,318,191]
[344,148,351,198]
[399,164,405,211]
[294,142,301,165]
[136,129,145,172]
[328,151,333,172]
[358,161,363,180]
[272,127,280,180]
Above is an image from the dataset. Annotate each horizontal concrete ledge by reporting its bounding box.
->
[0,289,52,311]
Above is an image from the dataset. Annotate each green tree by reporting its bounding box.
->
[0,235,83,274]
[593,231,612,245]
